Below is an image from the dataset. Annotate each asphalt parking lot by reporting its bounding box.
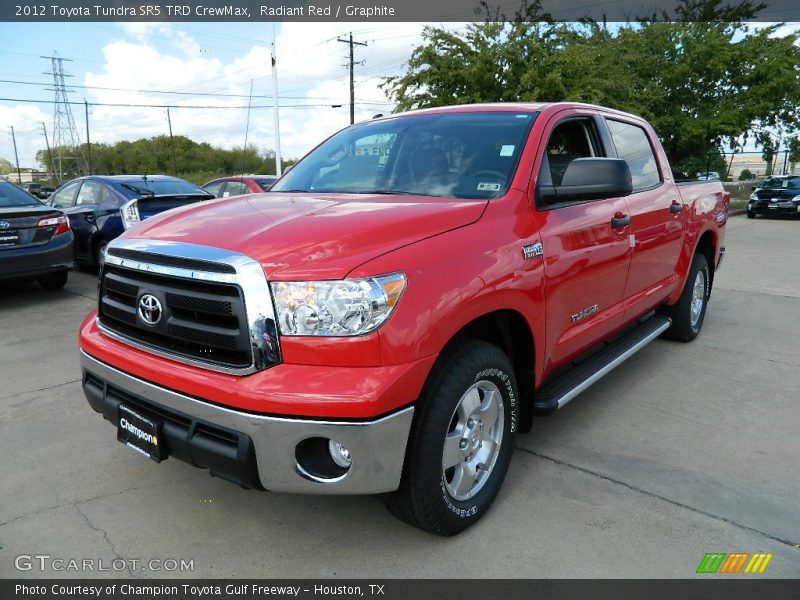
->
[1,214,798,579]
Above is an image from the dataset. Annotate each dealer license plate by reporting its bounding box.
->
[0,230,19,245]
[117,404,164,462]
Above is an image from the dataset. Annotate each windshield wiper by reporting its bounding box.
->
[121,183,155,197]
[354,189,408,195]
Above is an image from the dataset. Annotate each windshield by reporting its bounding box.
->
[0,181,43,208]
[120,179,207,197]
[758,176,800,190]
[271,111,537,199]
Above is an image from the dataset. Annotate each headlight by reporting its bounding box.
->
[270,273,406,336]
[120,199,140,230]
[792,195,800,202]
[749,192,758,201]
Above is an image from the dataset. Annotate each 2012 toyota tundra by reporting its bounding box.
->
[79,103,729,535]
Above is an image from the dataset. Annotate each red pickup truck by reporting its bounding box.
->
[79,103,728,536]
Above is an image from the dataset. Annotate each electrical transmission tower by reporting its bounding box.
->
[42,53,86,181]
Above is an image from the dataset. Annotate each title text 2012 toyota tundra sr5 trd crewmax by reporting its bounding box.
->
[79,103,729,535]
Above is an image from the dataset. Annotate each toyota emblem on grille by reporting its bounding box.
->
[0,221,9,229]
[138,294,162,325]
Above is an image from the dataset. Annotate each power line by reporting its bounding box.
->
[0,78,388,103]
[0,97,342,110]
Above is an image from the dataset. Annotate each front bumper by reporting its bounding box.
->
[81,350,414,494]
[748,201,800,216]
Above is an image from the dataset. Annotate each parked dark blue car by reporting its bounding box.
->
[747,175,800,219]
[47,175,213,270]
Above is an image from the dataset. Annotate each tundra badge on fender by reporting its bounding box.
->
[522,242,543,260]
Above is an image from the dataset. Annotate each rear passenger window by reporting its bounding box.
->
[76,180,110,206]
[606,120,661,192]
[203,181,224,197]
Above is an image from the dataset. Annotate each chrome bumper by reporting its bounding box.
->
[80,350,413,494]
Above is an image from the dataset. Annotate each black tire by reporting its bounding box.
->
[662,253,710,342]
[385,340,517,536]
[39,270,68,290]
[747,210,755,219]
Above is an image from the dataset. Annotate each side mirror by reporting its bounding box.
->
[540,158,633,204]
[750,186,757,191]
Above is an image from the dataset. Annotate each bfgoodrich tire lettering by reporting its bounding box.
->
[385,340,517,536]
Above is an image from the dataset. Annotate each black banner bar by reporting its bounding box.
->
[3,580,800,600]
[2,0,800,22]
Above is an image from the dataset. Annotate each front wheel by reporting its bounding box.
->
[662,253,710,342]
[385,340,517,536]
[747,210,755,219]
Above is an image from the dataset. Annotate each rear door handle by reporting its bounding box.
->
[611,214,631,228]
[669,201,682,214]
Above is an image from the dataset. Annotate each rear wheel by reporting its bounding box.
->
[39,271,68,290]
[385,340,517,536]
[662,253,709,342]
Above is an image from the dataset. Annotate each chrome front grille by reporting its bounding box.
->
[97,239,281,375]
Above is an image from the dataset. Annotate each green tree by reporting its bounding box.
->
[738,168,752,180]
[36,136,286,181]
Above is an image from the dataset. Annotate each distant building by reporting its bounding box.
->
[727,154,799,179]
[5,168,51,185]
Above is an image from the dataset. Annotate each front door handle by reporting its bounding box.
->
[669,201,682,214]
[611,214,631,228]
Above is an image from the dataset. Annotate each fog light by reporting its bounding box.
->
[328,439,352,468]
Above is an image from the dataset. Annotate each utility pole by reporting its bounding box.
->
[337,32,367,125]
[271,24,282,177]
[41,122,56,183]
[84,100,92,174]
[166,108,177,176]
[10,126,22,185]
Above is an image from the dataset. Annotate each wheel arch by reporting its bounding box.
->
[433,309,536,434]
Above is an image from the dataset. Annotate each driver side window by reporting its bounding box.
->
[542,119,602,186]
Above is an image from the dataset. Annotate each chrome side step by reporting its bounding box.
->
[533,315,672,415]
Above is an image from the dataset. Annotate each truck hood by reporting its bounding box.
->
[122,192,488,279]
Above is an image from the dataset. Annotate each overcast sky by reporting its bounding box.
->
[0,22,467,169]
